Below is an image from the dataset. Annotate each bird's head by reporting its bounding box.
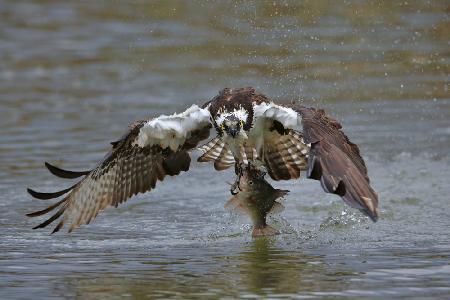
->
[215,109,249,138]
[221,115,244,138]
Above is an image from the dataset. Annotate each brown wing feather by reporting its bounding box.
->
[264,129,309,181]
[44,162,90,179]
[213,144,234,171]
[197,137,235,171]
[289,104,378,221]
[27,120,211,233]
[197,137,225,162]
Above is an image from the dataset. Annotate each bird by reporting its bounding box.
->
[27,87,379,234]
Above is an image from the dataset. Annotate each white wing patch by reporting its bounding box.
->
[253,102,301,129]
[136,105,211,151]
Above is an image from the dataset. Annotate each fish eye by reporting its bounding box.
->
[248,181,253,185]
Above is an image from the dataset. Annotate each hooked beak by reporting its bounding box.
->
[228,127,238,138]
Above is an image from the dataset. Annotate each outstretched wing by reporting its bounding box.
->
[254,102,378,221]
[27,105,212,233]
[291,104,378,220]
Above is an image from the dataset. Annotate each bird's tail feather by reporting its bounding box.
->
[197,137,235,170]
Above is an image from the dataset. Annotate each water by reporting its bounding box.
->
[1,1,449,299]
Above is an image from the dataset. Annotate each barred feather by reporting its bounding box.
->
[198,138,234,170]
[197,137,225,162]
[214,144,234,170]
[264,130,309,181]
[27,113,212,233]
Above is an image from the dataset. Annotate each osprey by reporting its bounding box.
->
[27,87,379,233]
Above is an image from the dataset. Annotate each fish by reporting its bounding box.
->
[226,164,289,237]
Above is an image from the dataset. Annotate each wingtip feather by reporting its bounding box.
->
[45,161,90,179]
[26,198,67,218]
[27,185,76,200]
[51,220,65,234]
[364,206,379,222]
[31,204,67,229]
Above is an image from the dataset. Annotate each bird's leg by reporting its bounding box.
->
[230,165,242,195]
[230,161,249,195]
[230,162,245,195]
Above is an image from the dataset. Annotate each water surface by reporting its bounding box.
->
[1,1,449,299]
